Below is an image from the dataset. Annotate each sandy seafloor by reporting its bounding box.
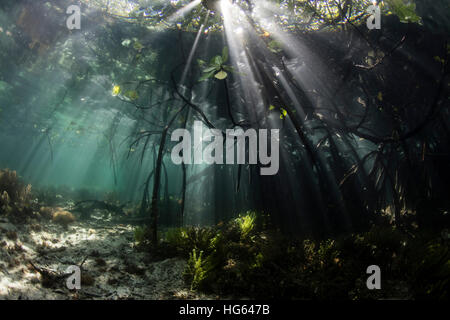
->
[0,213,217,300]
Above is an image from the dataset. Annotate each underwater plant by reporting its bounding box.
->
[134,226,146,244]
[154,212,449,299]
[134,225,153,246]
[0,0,448,303]
[198,47,234,81]
[52,209,76,229]
[39,206,55,219]
[0,169,33,220]
[0,169,32,204]
[184,248,213,291]
[408,238,450,299]
[165,227,189,251]
[164,226,217,257]
[234,211,257,239]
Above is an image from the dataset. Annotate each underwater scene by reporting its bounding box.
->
[0,0,449,301]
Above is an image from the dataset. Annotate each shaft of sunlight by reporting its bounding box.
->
[181,11,211,84]
[168,0,202,23]
[220,0,267,122]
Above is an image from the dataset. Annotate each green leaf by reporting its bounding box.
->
[214,70,228,80]
[112,85,121,96]
[199,70,217,81]
[280,108,288,119]
[197,59,206,67]
[222,46,229,63]
[133,40,144,51]
[203,65,220,73]
[214,55,223,66]
[200,48,235,82]
[121,39,131,47]
[125,90,139,100]
[268,40,283,53]
[222,65,235,73]
[434,56,446,65]
[385,0,421,23]
[269,105,275,111]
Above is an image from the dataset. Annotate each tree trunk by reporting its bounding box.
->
[149,105,186,245]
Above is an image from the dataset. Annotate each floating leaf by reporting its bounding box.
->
[269,105,275,111]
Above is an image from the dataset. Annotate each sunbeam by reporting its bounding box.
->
[0,0,448,302]
[168,0,202,23]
